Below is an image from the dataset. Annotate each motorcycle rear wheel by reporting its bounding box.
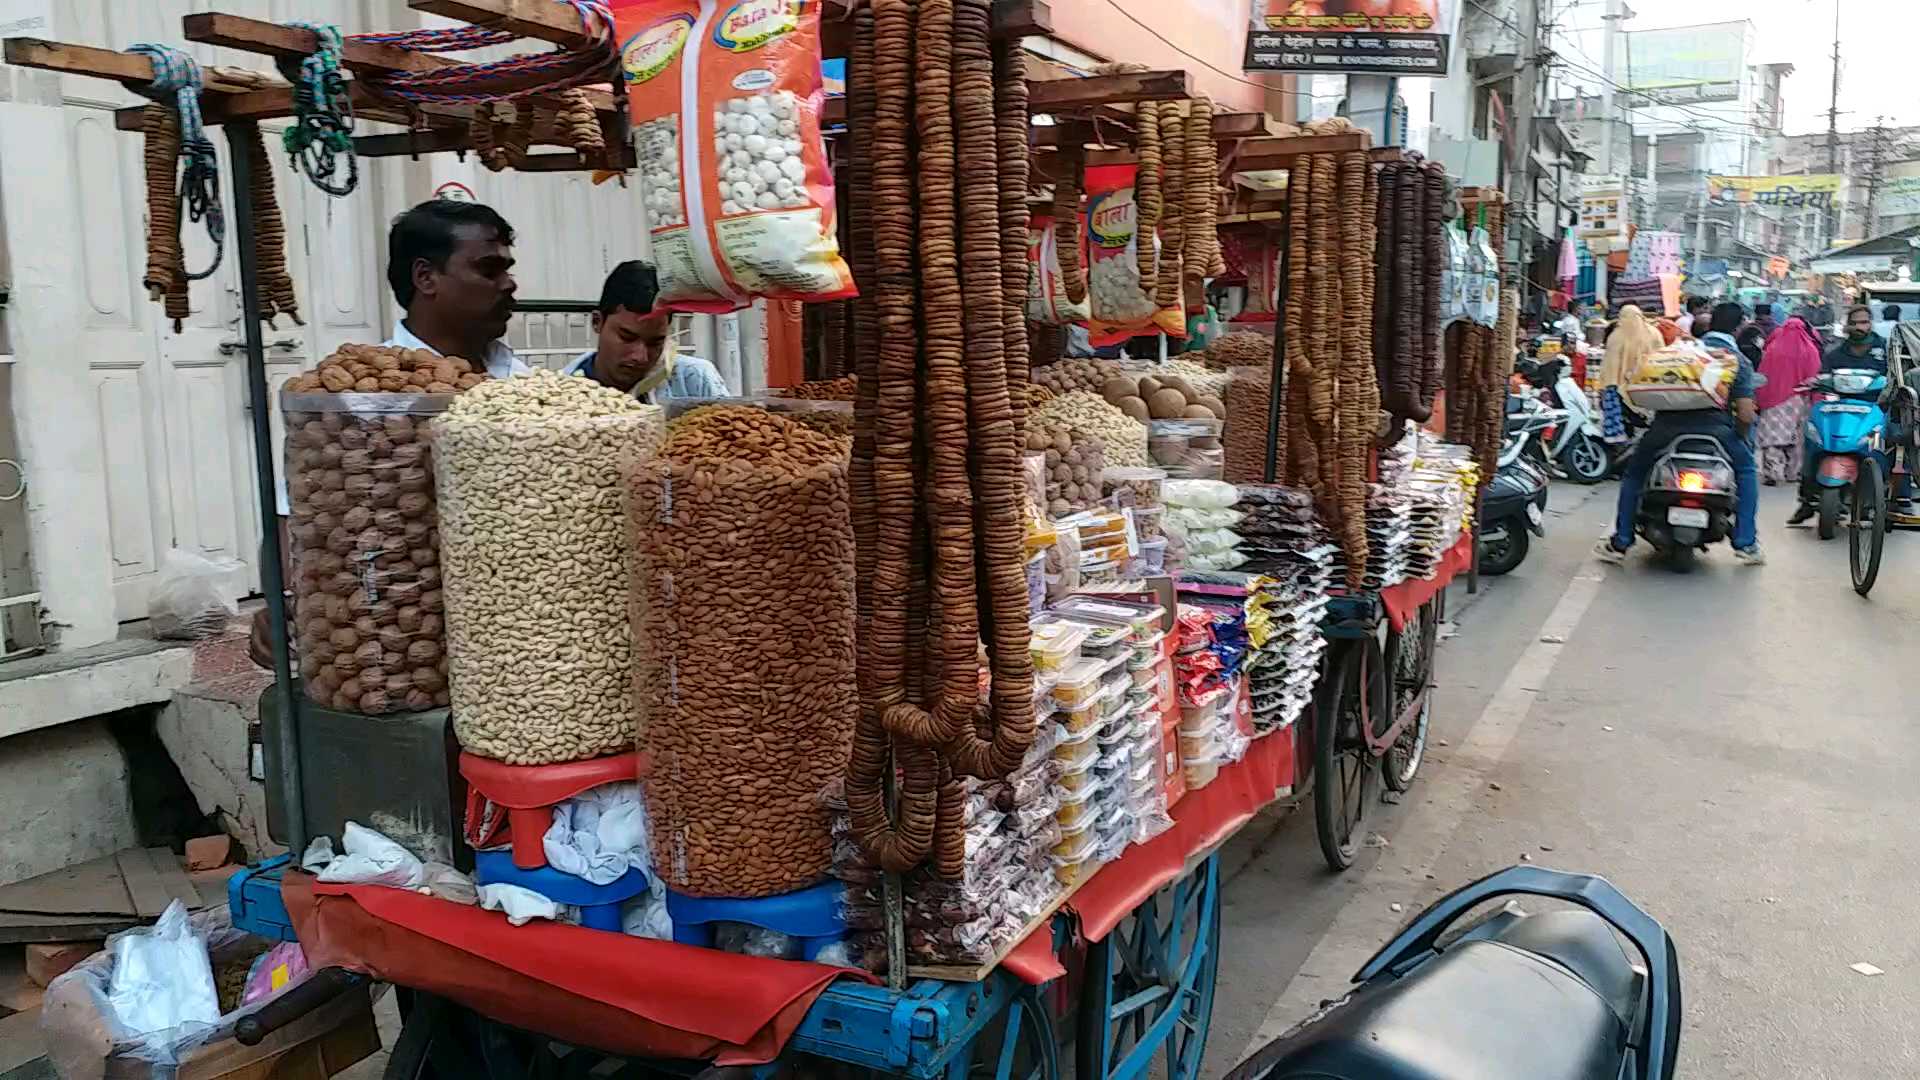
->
[1819,486,1842,540]
[1852,457,1886,596]
[1661,543,1696,573]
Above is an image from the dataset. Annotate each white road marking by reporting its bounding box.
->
[1234,564,1610,1060]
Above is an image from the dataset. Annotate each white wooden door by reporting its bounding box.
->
[59,0,385,618]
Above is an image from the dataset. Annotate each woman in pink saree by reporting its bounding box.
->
[1754,315,1823,485]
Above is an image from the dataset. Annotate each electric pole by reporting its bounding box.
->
[1511,0,1541,284]
[1864,116,1888,238]
[1825,0,1842,245]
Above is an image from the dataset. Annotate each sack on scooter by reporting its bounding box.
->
[1622,345,1737,413]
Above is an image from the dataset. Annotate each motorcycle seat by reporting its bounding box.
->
[1233,913,1632,1080]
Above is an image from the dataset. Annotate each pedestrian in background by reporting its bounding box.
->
[1754,314,1822,486]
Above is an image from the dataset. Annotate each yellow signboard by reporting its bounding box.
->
[1706,175,1842,210]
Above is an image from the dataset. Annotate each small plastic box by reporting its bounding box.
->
[1056,783,1104,828]
[1031,622,1090,674]
[1052,655,1124,707]
[1053,730,1100,769]
[1058,754,1102,793]
[1132,505,1164,540]
[1053,597,1167,643]
[1053,850,1098,887]
[1126,631,1167,669]
[1051,819,1096,860]
[1139,537,1168,574]
[1184,760,1221,789]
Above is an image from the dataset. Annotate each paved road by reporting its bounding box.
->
[1207,481,1920,1079]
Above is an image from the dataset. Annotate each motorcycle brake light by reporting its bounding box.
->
[1677,470,1707,493]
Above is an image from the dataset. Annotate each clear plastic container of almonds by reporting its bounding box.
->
[281,389,458,716]
[663,395,854,443]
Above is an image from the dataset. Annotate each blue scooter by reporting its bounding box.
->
[1803,368,1891,542]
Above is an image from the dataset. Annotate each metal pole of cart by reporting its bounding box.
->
[227,119,308,852]
[1264,185,1293,483]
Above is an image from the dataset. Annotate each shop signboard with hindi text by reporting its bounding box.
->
[1706,175,1841,213]
[1244,0,1452,77]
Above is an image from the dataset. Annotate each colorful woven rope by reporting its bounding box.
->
[352,1,615,105]
[126,43,224,281]
[280,21,359,196]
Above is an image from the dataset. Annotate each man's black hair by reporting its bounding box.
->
[1886,304,1902,321]
[597,260,661,317]
[1687,296,1712,314]
[1709,301,1745,335]
[1848,303,1874,322]
[386,199,516,308]
[1754,302,1773,319]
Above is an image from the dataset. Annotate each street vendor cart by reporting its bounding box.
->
[7,1,1506,1076]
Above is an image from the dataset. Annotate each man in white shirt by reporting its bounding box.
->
[254,198,528,666]
[382,198,530,377]
[563,261,730,402]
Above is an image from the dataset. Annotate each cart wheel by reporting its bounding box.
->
[1382,595,1440,793]
[971,985,1059,1080]
[1852,457,1887,596]
[1315,640,1379,871]
[1074,855,1221,1080]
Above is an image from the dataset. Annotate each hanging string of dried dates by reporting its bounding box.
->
[844,0,1039,878]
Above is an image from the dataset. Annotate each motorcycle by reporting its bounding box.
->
[1802,368,1891,542]
[1515,354,1609,484]
[1228,865,1680,1080]
[1633,433,1738,572]
[1480,410,1550,576]
[1499,391,1564,476]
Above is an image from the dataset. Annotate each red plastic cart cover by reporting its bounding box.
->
[284,873,870,1064]
[1380,534,1471,633]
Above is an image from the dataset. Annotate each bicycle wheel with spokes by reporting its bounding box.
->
[1852,456,1887,596]
[1315,640,1378,872]
[1382,596,1440,792]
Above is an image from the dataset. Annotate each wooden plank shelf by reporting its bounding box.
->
[1229,131,1371,171]
[409,0,603,46]
[904,875,1089,983]
[1029,68,1191,110]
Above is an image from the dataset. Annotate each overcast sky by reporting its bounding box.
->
[1548,0,1916,136]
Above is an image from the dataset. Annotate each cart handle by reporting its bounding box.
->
[1352,866,1680,1080]
[234,967,369,1046]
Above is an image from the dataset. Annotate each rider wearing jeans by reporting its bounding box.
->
[1597,302,1764,566]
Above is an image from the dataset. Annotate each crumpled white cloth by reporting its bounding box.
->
[305,822,426,890]
[622,884,673,941]
[544,781,652,887]
[478,884,570,927]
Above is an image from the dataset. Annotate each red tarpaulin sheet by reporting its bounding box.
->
[284,874,870,1065]
[1380,534,1471,632]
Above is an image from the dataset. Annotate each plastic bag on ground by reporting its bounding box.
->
[103,901,221,1053]
[42,906,269,1080]
[148,548,241,640]
[241,941,311,1008]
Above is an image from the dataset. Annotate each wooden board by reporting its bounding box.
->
[1229,132,1372,172]
[0,849,202,945]
[409,0,601,46]
[116,848,201,919]
[905,877,1090,982]
[1029,69,1192,111]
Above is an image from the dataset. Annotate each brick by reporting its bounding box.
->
[25,942,98,988]
[185,834,234,872]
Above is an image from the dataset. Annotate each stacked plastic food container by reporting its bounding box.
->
[1032,595,1171,889]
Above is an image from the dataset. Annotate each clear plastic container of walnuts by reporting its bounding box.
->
[280,345,481,716]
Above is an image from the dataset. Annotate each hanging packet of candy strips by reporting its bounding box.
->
[614,0,856,312]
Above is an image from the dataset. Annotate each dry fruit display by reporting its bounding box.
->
[433,370,665,765]
[629,405,858,897]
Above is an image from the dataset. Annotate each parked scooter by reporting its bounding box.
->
[1801,368,1892,541]
[1481,446,1550,576]
[1227,865,1680,1080]
[1633,434,1738,572]
[1515,354,1609,483]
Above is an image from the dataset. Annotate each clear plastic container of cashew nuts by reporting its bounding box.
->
[282,391,456,717]
[430,372,666,766]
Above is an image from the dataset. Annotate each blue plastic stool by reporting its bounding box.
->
[228,855,298,942]
[665,879,849,961]
[473,849,651,932]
